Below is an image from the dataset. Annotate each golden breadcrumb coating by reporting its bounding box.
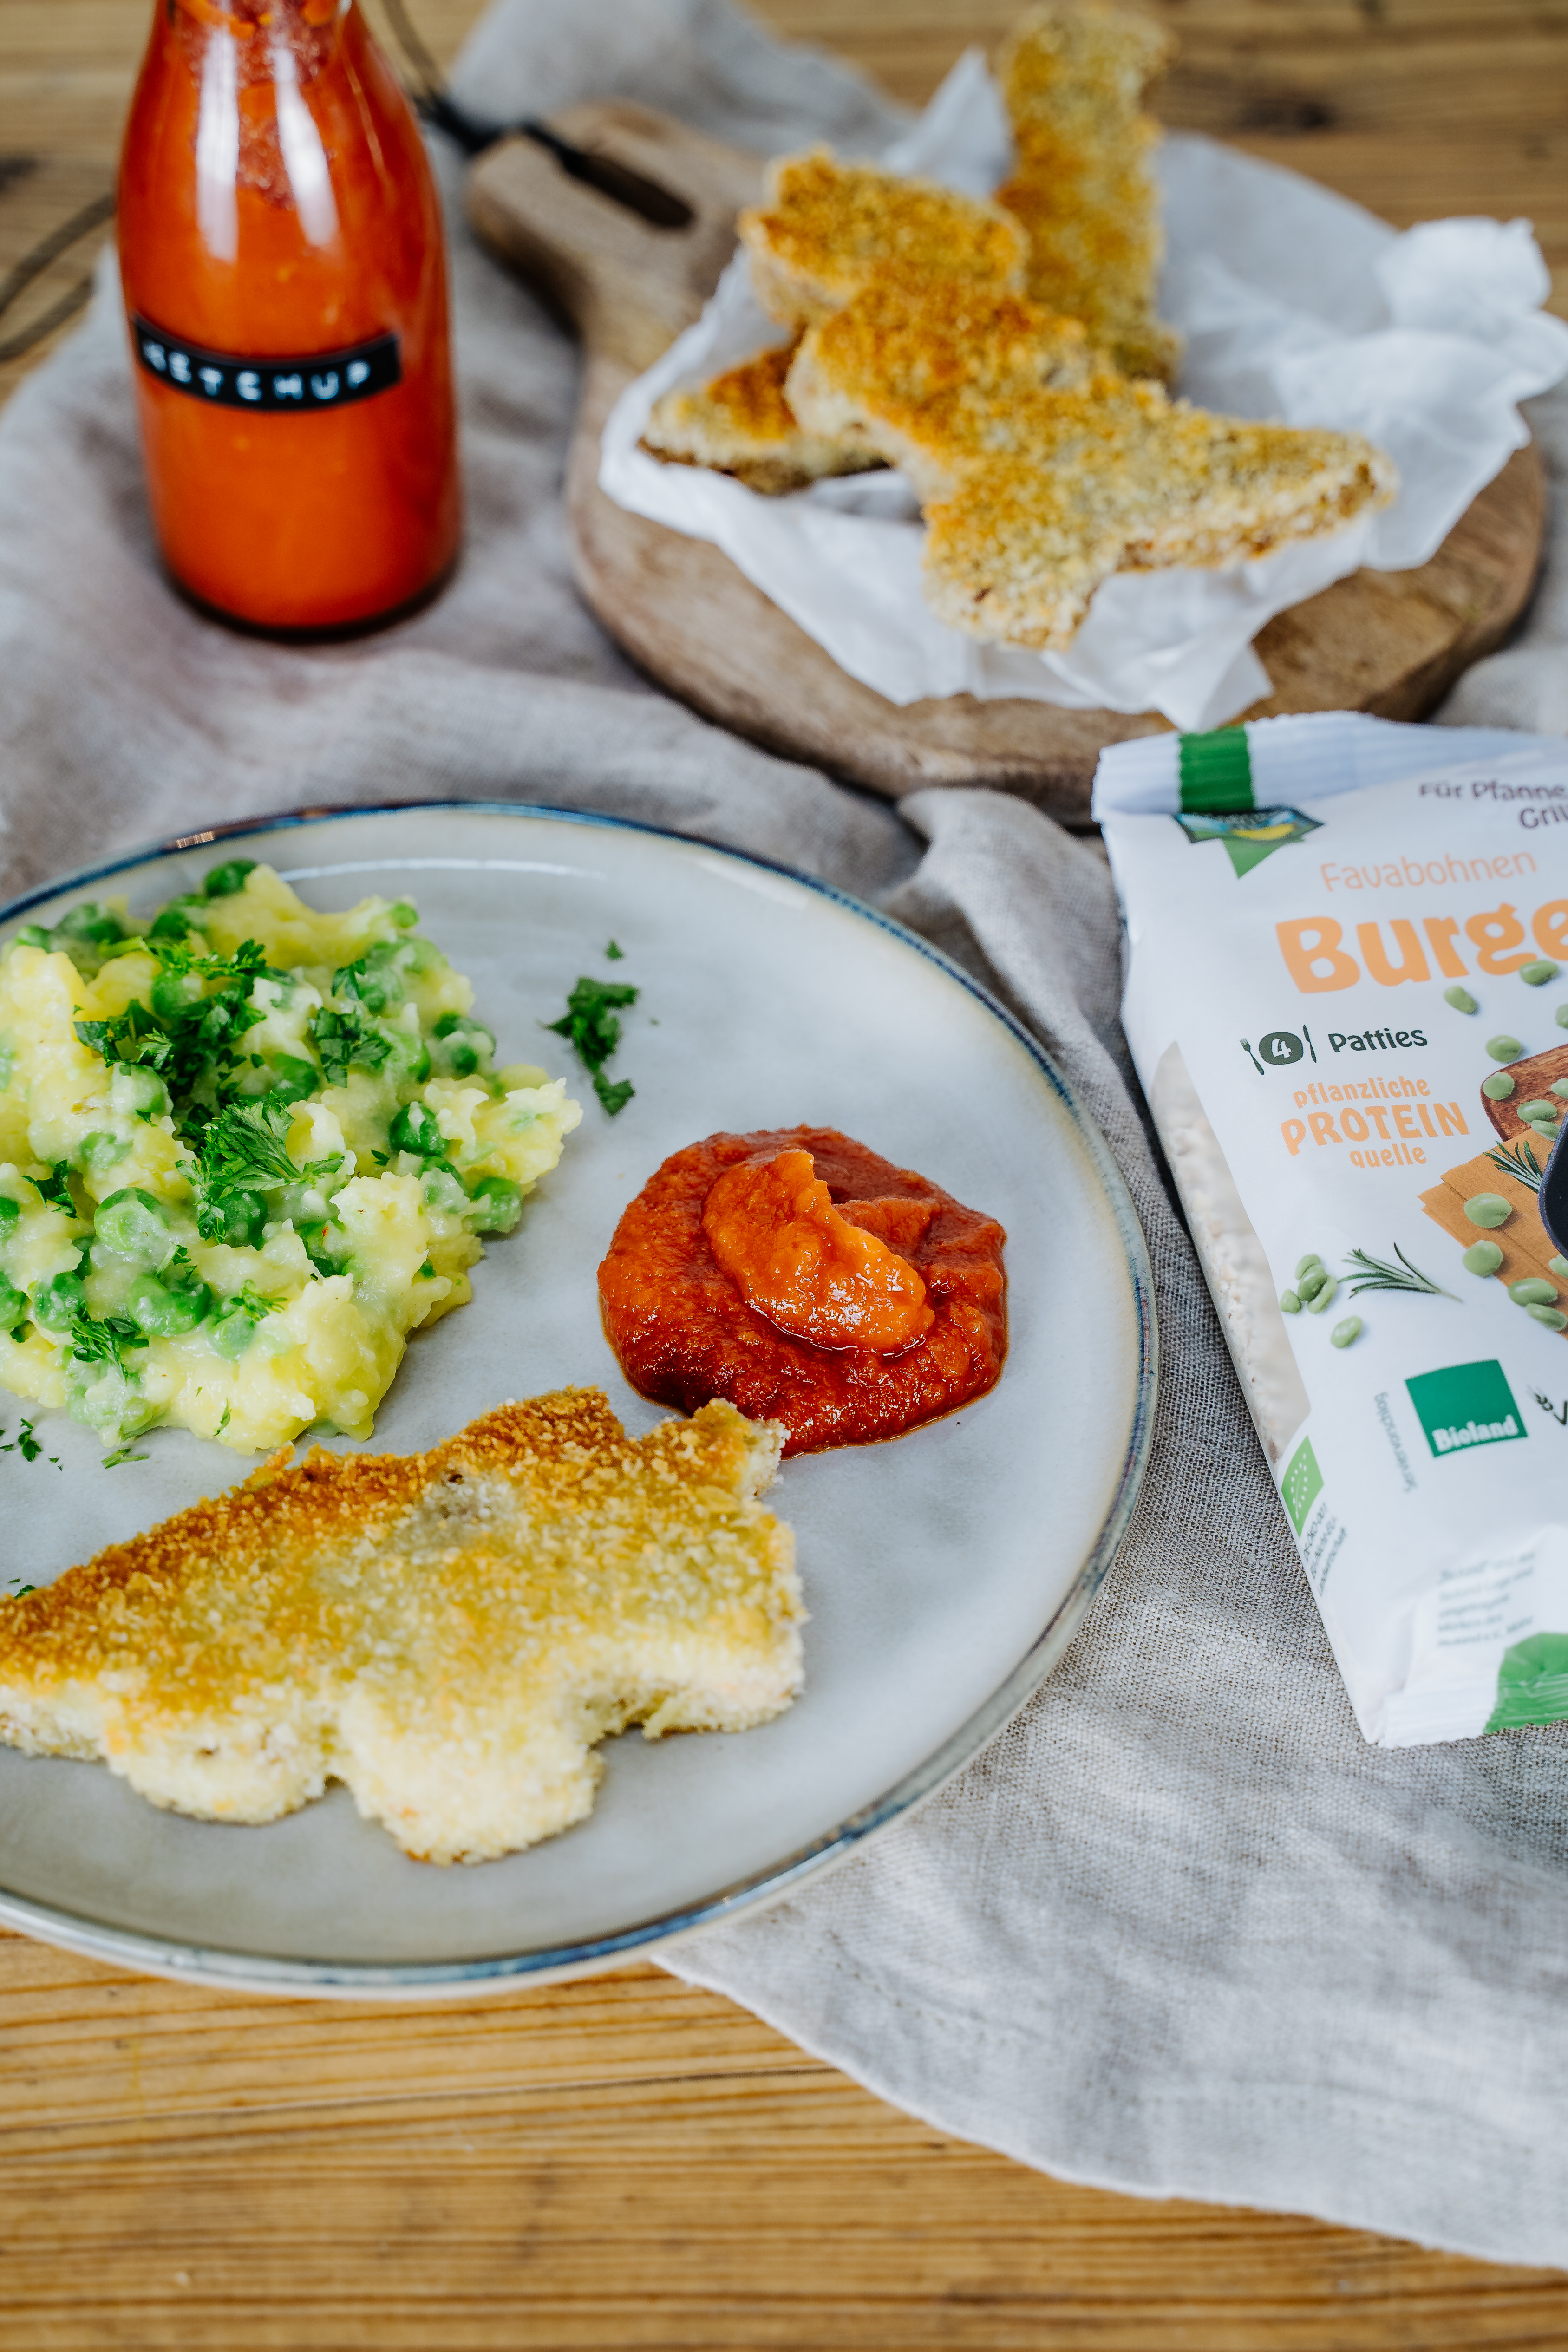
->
[788,281,1397,647]
[737,150,1028,329]
[0,1390,804,1864]
[995,1,1182,383]
[642,338,883,495]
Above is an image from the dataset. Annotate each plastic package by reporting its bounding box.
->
[1098,713,1568,1743]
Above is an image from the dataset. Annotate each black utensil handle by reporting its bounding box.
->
[518,119,694,229]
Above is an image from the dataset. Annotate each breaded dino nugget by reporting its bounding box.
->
[642,337,882,494]
[737,149,1029,329]
[0,1390,803,1864]
[788,281,1396,648]
[996,0,1182,383]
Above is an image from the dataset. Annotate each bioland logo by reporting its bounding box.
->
[1405,1361,1527,1460]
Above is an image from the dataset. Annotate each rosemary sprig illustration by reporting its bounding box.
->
[1342,1244,1457,1301]
[1486,1137,1543,1195]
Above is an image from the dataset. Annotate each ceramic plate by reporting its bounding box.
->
[0,805,1155,1995]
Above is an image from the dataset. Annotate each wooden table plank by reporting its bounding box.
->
[2,3,1568,2343]
[6,1927,1568,2352]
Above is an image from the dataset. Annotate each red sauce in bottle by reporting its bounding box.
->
[118,0,461,633]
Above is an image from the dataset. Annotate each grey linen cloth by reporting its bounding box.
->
[2,0,1567,2267]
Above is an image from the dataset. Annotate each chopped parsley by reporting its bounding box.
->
[14,1419,40,1463]
[310,1003,391,1089]
[192,1094,305,1241]
[605,940,625,960]
[102,1445,150,1467]
[549,975,638,1117]
[34,1162,78,1217]
[72,936,283,1141]
[64,1310,144,1374]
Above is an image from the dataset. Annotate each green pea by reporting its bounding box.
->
[203,858,257,899]
[198,1189,265,1249]
[1520,1099,1558,1122]
[1297,1265,1329,1302]
[390,901,419,930]
[466,1176,523,1235]
[1550,1257,1568,1280]
[210,1302,259,1359]
[421,1166,468,1219]
[80,1131,130,1176]
[269,1054,319,1104]
[1511,1279,1560,1305]
[1487,1036,1523,1062]
[1528,1304,1568,1330]
[431,1013,496,1081]
[0,1274,25,1332]
[1330,1315,1362,1349]
[389,1101,446,1159]
[1307,1276,1340,1314]
[1558,1005,1568,1031]
[93,1187,174,1267]
[1552,1082,1568,1100]
[1280,1289,1301,1314]
[1463,1241,1505,1275]
[1294,1253,1324,1280]
[150,967,202,1022]
[1444,985,1479,1014]
[381,1030,432,1087]
[1522,960,1560,987]
[1483,1074,1516,1099]
[1464,1194,1513,1228]
[127,1274,212,1338]
[110,1064,171,1121]
[33,1271,85,1333]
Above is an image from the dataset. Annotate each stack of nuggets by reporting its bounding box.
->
[785,281,1395,647]
[639,0,1395,651]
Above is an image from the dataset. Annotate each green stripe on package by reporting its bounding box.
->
[1177,728,1254,813]
[1097,711,1568,1745]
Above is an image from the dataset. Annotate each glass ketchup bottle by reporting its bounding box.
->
[118,0,461,634]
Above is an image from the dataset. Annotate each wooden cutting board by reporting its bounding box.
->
[466,102,1547,826]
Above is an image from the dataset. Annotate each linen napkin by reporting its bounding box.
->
[0,0,1566,2267]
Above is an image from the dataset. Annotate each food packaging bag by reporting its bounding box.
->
[1097,712,1568,1744]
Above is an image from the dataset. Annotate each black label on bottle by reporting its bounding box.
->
[129,316,402,412]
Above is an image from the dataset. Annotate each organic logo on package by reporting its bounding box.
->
[1281,1435,1324,1533]
[1405,1361,1527,1460]
[1174,807,1323,879]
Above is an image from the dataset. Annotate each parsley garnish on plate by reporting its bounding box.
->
[34,1163,78,1217]
[548,975,639,1117]
[73,935,283,1142]
[310,1002,392,1088]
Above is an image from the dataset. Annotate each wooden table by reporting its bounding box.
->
[1,4,1566,2343]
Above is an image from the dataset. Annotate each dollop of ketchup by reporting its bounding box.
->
[598,1127,1007,1455]
[701,1149,936,1355]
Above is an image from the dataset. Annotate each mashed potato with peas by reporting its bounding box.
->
[0,859,580,1453]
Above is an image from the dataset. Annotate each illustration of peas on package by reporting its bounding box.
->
[1096,714,1568,1747]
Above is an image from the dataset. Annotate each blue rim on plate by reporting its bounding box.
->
[0,801,1158,1995]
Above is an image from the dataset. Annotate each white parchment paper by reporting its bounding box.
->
[599,52,1568,731]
